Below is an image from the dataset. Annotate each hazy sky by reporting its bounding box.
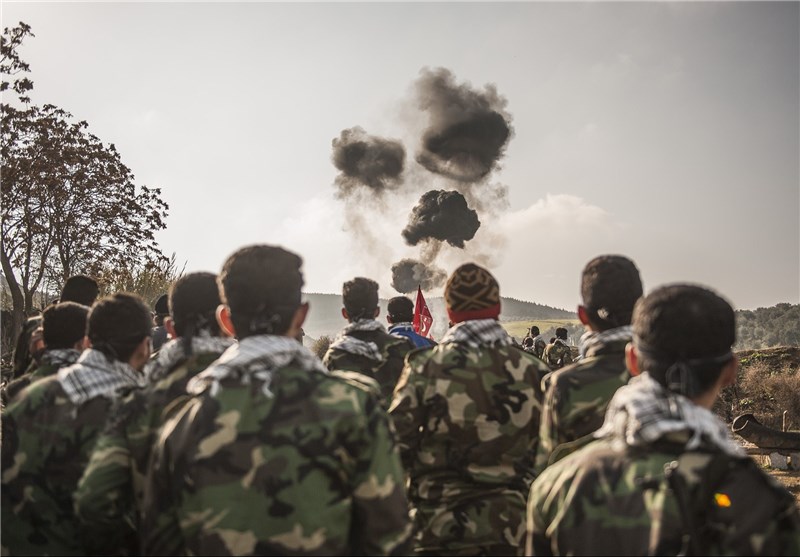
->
[4,1,798,311]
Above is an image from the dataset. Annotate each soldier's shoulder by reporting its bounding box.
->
[6,374,61,413]
[328,368,382,397]
[404,344,437,366]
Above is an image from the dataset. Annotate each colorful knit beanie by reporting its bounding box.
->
[445,263,501,323]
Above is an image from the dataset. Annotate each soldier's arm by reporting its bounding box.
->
[534,382,560,476]
[526,470,558,557]
[350,396,412,556]
[388,352,427,469]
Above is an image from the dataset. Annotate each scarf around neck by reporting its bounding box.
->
[58,349,143,406]
[439,319,511,349]
[328,318,386,361]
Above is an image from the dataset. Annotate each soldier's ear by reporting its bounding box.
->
[721,357,738,387]
[341,307,349,321]
[288,302,309,338]
[373,307,380,318]
[578,306,591,326]
[625,342,641,376]
[216,305,237,338]
[164,317,177,340]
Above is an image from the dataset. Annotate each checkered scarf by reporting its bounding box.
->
[145,335,235,382]
[595,372,745,458]
[328,319,385,362]
[578,325,633,358]
[40,348,81,368]
[188,334,327,398]
[440,318,511,349]
[58,349,144,405]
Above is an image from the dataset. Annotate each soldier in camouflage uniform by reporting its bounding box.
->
[74,273,234,551]
[535,255,643,474]
[2,293,151,556]
[142,245,411,556]
[324,277,413,401]
[2,301,89,405]
[541,327,573,370]
[390,263,551,556]
[527,284,800,556]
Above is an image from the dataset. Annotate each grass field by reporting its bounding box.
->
[502,319,581,339]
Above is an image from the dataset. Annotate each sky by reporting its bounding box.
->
[3,1,798,312]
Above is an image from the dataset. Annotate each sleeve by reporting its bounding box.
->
[526,474,556,557]
[388,354,426,471]
[534,382,560,476]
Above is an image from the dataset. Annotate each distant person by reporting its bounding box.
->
[390,263,551,555]
[324,278,414,401]
[527,284,800,556]
[535,254,643,474]
[151,293,170,351]
[2,293,150,556]
[542,327,573,370]
[528,325,546,359]
[386,295,436,348]
[141,245,411,555]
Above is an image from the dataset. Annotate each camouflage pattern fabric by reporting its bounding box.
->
[142,338,412,556]
[389,332,551,555]
[542,339,573,370]
[74,342,230,551]
[527,435,800,556]
[2,348,81,406]
[1,375,121,555]
[534,336,630,474]
[324,327,413,402]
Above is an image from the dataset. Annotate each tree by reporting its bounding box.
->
[1,23,170,341]
[97,253,185,309]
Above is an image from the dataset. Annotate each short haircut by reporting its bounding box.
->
[387,296,414,323]
[218,245,304,339]
[523,337,534,348]
[169,272,221,338]
[556,327,568,340]
[88,292,152,362]
[581,255,643,331]
[633,284,736,398]
[342,277,379,321]
[60,275,99,307]
[530,326,540,336]
[42,302,89,350]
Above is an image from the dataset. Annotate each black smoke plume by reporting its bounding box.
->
[402,190,480,248]
[332,127,405,195]
[391,258,447,293]
[414,67,513,182]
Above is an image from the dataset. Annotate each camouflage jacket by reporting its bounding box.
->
[389,320,551,555]
[1,348,82,406]
[324,320,414,402]
[142,335,412,556]
[74,337,233,551]
[534,335,630,474]
[527,435,800,556]
[542,339,573,370]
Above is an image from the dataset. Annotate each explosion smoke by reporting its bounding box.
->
[332,127,405,195]
[391,258,447,293]
[414,67,513,183]
[402,190,480,248]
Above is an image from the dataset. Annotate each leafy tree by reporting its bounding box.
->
[97,253,185,310]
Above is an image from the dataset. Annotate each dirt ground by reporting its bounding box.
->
[767,467,800,504]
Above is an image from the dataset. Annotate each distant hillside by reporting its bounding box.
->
[735,303,799,350]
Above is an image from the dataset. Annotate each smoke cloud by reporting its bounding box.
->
[414,67,513,183]
[332,127,405,195]
[391,258,447,293]
[402,190,480,248]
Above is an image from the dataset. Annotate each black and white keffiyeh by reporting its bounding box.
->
[595,372,745,458]
[40,348,81,369]
[145,335,235,383]
[578,325,633,358]
[188,334,327,397]
[58,349,143,405]
[439,319,511,349]
[328,319,386,361]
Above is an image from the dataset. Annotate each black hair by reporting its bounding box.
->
[555,327,568,340]
[633,284,736,399]
[60,275,99,307]
[387,296,414,323]
[219,245,304,339]
[581,255,643,331]
[88,292,152,362]
[523,337,534,348]
[42,302,89,350]
[342,277,379,322]
[529,326,540,336]
[169,272,221,338]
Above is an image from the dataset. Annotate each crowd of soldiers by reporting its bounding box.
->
[1,246,799,556]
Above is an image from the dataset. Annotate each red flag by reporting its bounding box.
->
[413,286,434,338]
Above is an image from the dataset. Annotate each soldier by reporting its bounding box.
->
[527,284,800,556]
[389,263,551,556]
[2,292,150,556]
[141,245,411,556]
[535,255,643,474]
[150,293,170,352]
[528,326,546,359]
[323,277,414,401]
[2,301,89,404]
[386,295,436,348]
[75,272,235,550]
[542,327,573,370]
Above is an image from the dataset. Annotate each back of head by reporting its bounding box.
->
[523,337,534,348]
[219,244,304,338]
[444,263,501,323]
[342,277,379,322]
[60,275,99,307]
[387,296,414,324]
[42,302,89,350]
[581,255,643,330]
[530,326,540,337]
[556,327,568,341]
[633,283,736,399]
[169,272,222,338]
[88,292,153,362]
